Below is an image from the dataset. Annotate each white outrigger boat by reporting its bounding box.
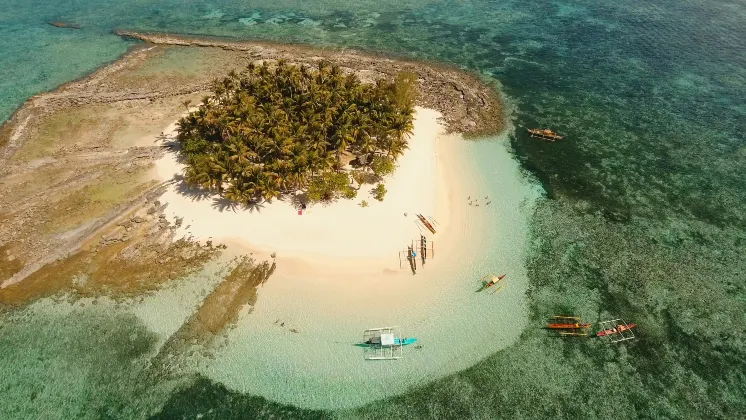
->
[358,327,417,360]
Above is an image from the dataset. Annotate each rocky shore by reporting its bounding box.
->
[115,30,505,137]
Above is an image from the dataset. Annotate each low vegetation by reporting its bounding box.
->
[372,183,387,201]
[175,60,417,204]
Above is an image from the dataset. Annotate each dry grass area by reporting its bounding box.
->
[0,209,219,306]
[40,174,157,235]
[109,47,246,93]
[0,123,12,150]
[0,244,25,281]
[12,106,101,161]
[0,45,261,303]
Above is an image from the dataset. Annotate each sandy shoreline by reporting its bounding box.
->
[155,107,449,265]
[0,37,534,409]
[0,35,505,294]
[193,129,536,409]
[146,106,536,409]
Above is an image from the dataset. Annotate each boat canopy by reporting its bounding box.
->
[380,333,395,346]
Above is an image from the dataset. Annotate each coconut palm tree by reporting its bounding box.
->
[176,62,415,204]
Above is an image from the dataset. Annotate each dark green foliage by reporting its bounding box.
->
[176,60,416,204]
[370,155,395,178]
[307,172,357,203]
[372,183,387,201]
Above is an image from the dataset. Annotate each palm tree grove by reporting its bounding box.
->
[175,59,417,205]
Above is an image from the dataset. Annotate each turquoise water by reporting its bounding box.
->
[1,0,745,418]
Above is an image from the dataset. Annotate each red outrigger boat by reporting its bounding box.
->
[547,322,592,329]
[597,323,637,337]
[546,316,592,336]
[417,214,436,234]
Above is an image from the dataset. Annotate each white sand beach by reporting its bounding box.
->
[150,107,538,408]
[155,107,452,267]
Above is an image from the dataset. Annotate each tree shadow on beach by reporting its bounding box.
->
[172,174,212,202]
[288,192,309,210]
[155,132,187,164]
[211,197,265,214]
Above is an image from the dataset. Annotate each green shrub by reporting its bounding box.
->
[371,155,396,178]
[372,183,387,201]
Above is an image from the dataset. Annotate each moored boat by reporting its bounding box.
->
[527,128,564,141]
[597,323,637,337]
[547,322,592,329]
[357,337,418,348]
[479,273,506,292]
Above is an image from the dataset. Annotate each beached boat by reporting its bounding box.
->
[597,323,637,337]
[527,128,564,141]
[417,214,436,234]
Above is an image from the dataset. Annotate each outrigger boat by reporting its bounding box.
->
[597,323,637,337]
[358,337,418,347]
[547,322,592,329]
[416,214,436,234]
[546,316,591,336]
[479,274,506,293]
[527,128,564,142]
[359,327,417,360]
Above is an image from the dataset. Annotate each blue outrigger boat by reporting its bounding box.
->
[358,337,418,347]
[358,327,417,360]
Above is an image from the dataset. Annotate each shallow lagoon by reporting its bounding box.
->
[1,0,745,418]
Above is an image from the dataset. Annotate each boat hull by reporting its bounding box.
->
[547,323,592,329]
[597,323,637,337]
[357,338,418,347]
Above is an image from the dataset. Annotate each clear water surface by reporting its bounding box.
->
[1,0,745,418]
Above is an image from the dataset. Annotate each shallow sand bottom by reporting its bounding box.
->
[152,109,540,409]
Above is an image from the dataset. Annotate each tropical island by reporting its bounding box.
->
[176,60,417,204]
[0,32,504,301]
[0,31,536,413]
[0,31,520,408]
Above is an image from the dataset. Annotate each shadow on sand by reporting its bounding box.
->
[156,131,188,164]
[157,132,316,214]
[211,197,266,214]
[172,175,211,202]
